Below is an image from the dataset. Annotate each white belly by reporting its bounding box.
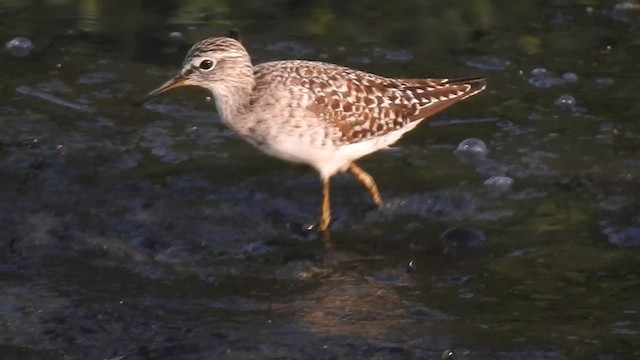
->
[251,121,422,179]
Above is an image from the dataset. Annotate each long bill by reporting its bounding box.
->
[135,75,188,106]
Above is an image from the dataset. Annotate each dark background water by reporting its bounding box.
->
[1,1,639,359]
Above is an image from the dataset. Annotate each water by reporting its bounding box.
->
[1,1,640,359]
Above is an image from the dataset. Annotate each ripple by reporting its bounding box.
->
[384,49,413,62]
[266,41,314,57]
[16,85,96,113]
[466,56,509,70]
[347,56,372,64]
[595,77,615,87]
[77,71,118,85]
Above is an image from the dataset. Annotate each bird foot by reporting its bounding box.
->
[307,218,330,233]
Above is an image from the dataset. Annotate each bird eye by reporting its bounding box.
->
[198,59,215,71]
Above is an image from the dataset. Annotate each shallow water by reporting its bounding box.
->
[1,1,639,359]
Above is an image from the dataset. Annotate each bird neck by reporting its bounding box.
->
[209,70,255,125]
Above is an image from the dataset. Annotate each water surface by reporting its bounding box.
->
[1,1,639,359]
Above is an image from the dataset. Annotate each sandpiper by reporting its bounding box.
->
[140,37,486,232]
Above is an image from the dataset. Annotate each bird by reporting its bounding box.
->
[139,37,486,232]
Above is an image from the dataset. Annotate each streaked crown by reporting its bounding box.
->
[180,37,253,87]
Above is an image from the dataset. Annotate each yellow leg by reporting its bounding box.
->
[317,176,331,232]
[347,163,382,206]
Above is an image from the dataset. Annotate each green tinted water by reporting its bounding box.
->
[1,1,639,359]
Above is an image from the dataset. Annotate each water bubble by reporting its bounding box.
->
[484,176,514,191]
[455,138,488,156]
[531,67,547,76]
[555,94,577,109]
[562,72,579,82]
[169,32,183,40]
[4,36,34,57]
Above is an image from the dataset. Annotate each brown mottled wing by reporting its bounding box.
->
[305,68,486,145]
[252,61,486,145]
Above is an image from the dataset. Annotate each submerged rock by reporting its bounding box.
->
[441,226,487,254]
